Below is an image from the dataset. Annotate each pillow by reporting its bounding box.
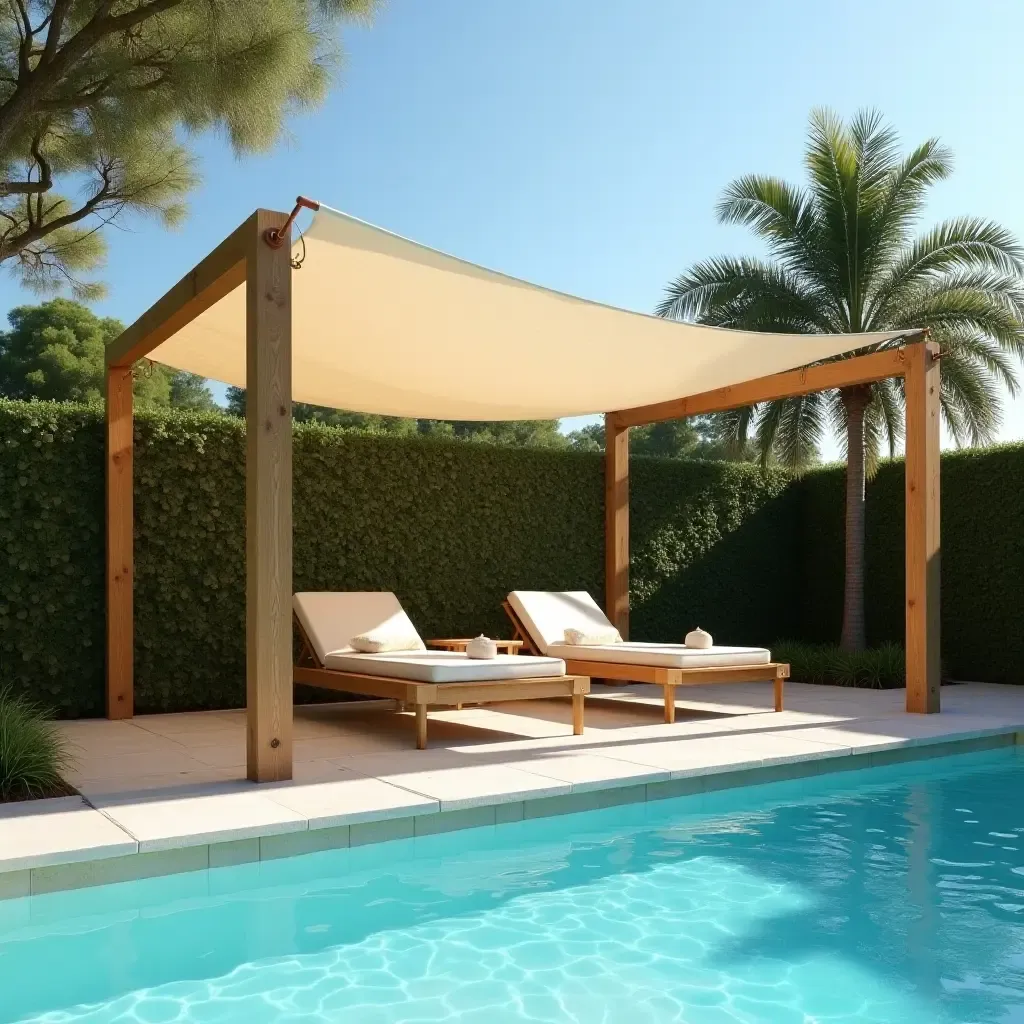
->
[563,627,622,646]
[684,627,713,650]
[350,632,423,654]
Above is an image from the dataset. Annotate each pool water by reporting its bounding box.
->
[2,748,1024,1023]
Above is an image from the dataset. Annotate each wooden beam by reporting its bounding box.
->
[610,341,926,428]
[105,364,134,719]
[904,341,941,713]
[246,209,294,782]
[105,220,249,367]
[604,414,630,638]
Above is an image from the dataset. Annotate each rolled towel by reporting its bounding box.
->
[684,627,713,649]
[465,635,498,659]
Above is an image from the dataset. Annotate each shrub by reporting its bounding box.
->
[0,687,71,801]
[773,641,905,689]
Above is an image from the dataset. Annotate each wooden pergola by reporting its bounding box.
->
[105,207,941,784]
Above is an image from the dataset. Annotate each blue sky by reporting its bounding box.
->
[3,0,1023,453]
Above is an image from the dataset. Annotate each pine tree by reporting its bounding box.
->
[0,1,377,296]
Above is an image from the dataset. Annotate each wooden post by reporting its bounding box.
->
[245,210,294,781]
[106,364,134,719]
[904,342,941,713]
[604,414,629,638]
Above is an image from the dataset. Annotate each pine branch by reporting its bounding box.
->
[0,0,186,156]
[0,165,114,259]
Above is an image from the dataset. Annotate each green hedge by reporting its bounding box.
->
[797,445,1024,683]
[0,401,796,716]
[4,399,1020,716]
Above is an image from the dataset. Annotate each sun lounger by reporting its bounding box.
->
[503,590,788,723]
[293,592,589,748]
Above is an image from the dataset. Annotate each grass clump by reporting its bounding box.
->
[773,641,905,689]
[0,687,72,801]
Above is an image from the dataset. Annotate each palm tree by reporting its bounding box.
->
[657,109,1024,652]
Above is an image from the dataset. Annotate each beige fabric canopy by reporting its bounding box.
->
[148,205,911,420]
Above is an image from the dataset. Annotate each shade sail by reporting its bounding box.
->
[147,206,914,420]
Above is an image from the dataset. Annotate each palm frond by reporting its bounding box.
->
[862,379,903,473]
[937,350,1002,447]
[656,256,838,331]
[715,175,826,284]
[936,326,1021,397]
[869,138,953,264]
[868,217,1024,326]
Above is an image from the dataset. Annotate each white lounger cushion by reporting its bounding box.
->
[508,590,616,655]
[508,590,770,667]
[545,642,770,669]
[294,591,426,665]
[323,650,566,684]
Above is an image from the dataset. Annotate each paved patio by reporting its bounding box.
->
[1,681,1022,899]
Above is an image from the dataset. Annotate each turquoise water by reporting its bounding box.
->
[2,749,1024,1023]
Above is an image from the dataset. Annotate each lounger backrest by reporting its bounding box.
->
[507,590,613,654]
[293,592,426,664]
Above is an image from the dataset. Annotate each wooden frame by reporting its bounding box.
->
[503,600,788,722]
[294,615,589,749]
[604,337,940,715]
[105,210,294,782]
[105,363,133,719]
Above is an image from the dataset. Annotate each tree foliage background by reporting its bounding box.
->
[0,297,215,407]
[0,0,377,296]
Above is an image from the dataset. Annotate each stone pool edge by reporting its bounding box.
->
[0,728,1020,901]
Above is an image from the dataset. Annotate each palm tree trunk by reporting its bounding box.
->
[840,385,871,652]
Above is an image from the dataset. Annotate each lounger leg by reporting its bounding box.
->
[415,704,428,749]
[774,677,784,712]
[572,693,584,735]
[664,686,676,724]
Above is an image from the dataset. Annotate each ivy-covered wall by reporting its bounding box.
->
[0,402,797,716]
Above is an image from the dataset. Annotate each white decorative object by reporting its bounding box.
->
[684,627,713,649]
[465,635,498,659]
[351,632,422,654]
[563,627,622,646]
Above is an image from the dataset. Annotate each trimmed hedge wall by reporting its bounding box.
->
[0,402,796,716]
[798,445,1024,684]
[4,399,1021,716]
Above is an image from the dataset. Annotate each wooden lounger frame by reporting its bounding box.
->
[502,601,789,723]
[293,614,590,749]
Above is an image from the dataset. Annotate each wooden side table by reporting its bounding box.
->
[426,638,524,655]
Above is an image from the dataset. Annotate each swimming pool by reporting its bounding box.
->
[1,747,1022,1023]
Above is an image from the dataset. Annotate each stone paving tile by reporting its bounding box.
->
[86,781,307,853]
[495,752,671,791]
[262,768,438,828]
[0,797,137,872]
[340,757,573,811]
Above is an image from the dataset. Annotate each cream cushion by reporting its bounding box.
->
[545,641,770,669]
[508,590,770,668]
[508,590,617,655]
[294,591,426,665]
[323,650,566,684]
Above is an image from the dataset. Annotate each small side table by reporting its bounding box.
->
[427,638,524,655]
[426,638,524,709]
